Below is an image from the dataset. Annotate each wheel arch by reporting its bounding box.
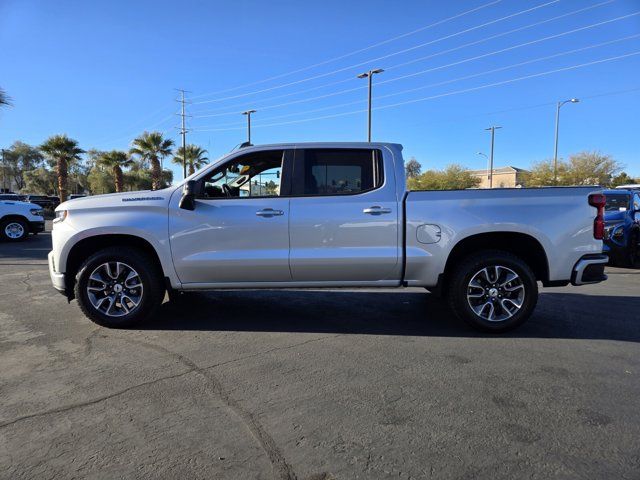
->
[64,234,167,299]
[1,214,30,226]
[441,232,550,289]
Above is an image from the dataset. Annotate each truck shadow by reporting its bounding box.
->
[144,290,640,342]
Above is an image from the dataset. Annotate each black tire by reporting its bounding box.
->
[74,247,165,328]
[447,250,538,333]
[0,217,29,242]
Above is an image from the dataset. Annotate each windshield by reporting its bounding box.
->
[0,194,19,200]
[605,194,630,211]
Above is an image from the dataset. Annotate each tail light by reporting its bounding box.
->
[589,193,606,240]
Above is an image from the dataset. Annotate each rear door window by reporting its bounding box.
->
[294,149,382,196]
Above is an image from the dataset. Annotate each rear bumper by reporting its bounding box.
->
[571,254,608,286]
[48,251,66,294]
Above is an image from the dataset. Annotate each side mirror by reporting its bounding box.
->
[179,180,196,211]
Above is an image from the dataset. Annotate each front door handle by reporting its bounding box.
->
[363,206,392,215]
[256,208,284,217]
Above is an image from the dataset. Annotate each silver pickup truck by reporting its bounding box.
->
[49,142,608,332]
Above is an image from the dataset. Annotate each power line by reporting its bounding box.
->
[95,112,176,149]
[191,21,640,127]
[190,51,640,132]
[189,0,502,100]
[192,0,561,105]
[192,34,640,129]
[381,0,614,72]
[191,0,617,118]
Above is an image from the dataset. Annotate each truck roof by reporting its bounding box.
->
[237,141,403,152]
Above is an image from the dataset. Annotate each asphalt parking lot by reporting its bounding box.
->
[1,226,639,480]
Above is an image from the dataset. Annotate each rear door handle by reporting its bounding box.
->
[256,208,284,217]
[363,206,392,215]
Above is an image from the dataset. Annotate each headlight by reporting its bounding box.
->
[612,228,625,239]
[53,210,68,224]
[30,208,44,216]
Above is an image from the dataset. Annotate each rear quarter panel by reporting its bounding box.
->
[404,187,602,286]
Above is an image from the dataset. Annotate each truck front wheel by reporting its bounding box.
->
[74,247,165,328]
[1,218,29,242]
[448,250,538,333]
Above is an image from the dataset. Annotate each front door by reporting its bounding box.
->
[169,149,292,284]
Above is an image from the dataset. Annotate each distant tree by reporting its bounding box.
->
[68,160,91,195]
[407,164,480,190]
[3,141,44,190]
[521,159,567,187]
[565,151,621,186]
[23,167,57,195]
[39,135,84,202]
[87,164,115,194]
[405,157,422,179]
[124,168,173,191]
[611,172,638,188]
[264,180,278,195]
[172,144,209,176]
[130,132,174,190]
[0,87,11,108]
[523,151,622,187]
[98,150,133,192]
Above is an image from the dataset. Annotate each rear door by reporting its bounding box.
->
[288,148,400,282]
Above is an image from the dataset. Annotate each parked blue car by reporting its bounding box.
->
[603,189,640,267]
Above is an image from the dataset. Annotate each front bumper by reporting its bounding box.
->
[29,220,45,233]
[48,251,66,294]
[571,254,608,286]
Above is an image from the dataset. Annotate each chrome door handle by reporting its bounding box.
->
[256,208,284,217]
[363,206,392,215]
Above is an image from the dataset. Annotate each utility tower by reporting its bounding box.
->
[175,89,191,179]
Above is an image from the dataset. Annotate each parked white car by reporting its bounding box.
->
[0,197,45,241]
[49,142,608,332]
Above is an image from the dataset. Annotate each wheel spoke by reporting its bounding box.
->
[467,264,525,322]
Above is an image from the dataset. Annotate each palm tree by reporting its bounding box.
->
[97,150,133,192]
[130,132,174,190]
[172,144,209,176]
[0,87,12,108]
[40,135,84,202]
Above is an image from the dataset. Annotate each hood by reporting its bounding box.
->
[1,200,40,209]
[604,210,626,224]
[56,187,177,211]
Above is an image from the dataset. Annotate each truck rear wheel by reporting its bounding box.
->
[74,247,165,328]
[447,250,538,333]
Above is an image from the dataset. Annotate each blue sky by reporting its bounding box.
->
[1,0,639,180]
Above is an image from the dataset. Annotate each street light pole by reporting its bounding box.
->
[357,68,384,142]
[477,152,489,185]
[242,109,256,145]
[485,126,502,188]
[553,98,579,185]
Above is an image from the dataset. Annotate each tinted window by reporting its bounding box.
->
[634,194,640,211]
[300,149,380,196]
[201,150,284,199]
[605,194,630,211]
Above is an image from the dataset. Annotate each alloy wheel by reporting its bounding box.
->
[466,265,525,322]
[86,262,144,317]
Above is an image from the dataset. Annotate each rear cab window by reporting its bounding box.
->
[605,194,631,212]
[293,148,383,196]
